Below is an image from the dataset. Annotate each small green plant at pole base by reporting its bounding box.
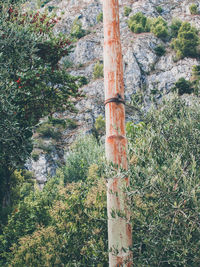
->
[124,6,132,17]
[93,61,104,79]
[189,4,198,15]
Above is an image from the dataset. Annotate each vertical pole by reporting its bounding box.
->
[103,0,132,266]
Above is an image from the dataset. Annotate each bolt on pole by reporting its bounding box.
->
[103,0,133,266]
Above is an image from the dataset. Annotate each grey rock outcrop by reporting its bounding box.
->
[26,0,200,187]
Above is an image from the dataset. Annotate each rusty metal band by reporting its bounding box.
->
[104,97,125,106]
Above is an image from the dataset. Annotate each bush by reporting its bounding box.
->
[172,77,193,95]
[93,61,104,79]
[78,76,88,87]
[2,166,107,266]
[156,6,163,14]
[170,19,182,38]
[128,12,150,33]
[0,1,80,213]
[94,115,105,137]
[192,65,200,95]
[124,6,132,17]
[171,22,199,59]
[63,135,104,184]
[154,44,166,56]
[128,97,200,266]
[31,151,40,161]
[97,12,103,23]
[2,98,200,266]
[150,16,169,40]
[36,122,62,140]
[189,3,198,15]
[0,177,61,265]
[71,18,86,39]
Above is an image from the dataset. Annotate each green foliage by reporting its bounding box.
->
[189,3,198,15]
[0,1,81,211]
[35,117,77,142]
[94,115,105,137]
[62,58,74,69]
[154,44,166,56]
[128,97,200,266]
[1,165,107,266]
[173,77,193,95]
[128,13,168,40]
[31,151,40,162]
[124,6,132,17]
[78,76,88,86]
[128,12,150,33]
[97,12,103,23]
[126,121,146,141]
[34,139,54,153]
[71,18,86,39]
[191,65,200,95]
[0,177,62,265]
[1,99,200,266]
[156,6,163,14]
[170,19,182,38]
[63,135,104,184]
[93,61,104,79]
[150,16,169,40]
[171,22,199,59]
[36,122,62,140]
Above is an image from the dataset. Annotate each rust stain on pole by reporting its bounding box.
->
[103,0,133,266]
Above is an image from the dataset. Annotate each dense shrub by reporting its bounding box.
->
[171,22,199,59]
[128,97,200,266]
[94,115,105,138]
[0,0,81,213]
[0,177,61,265]
[124,6,132,17]
[154,44,166,56]
[63,135,104,184]
[128,12,150,33]
[150,16,169,40]
[172,77,193,95]
[170,19,182,38]
[189,3,198,15]
[36,122,62,140]
[1,98,200,266]
[71,18,86,39]
[93,61,104,79]
[1,165,107,266]
[156,6,163,14]
[192,65,200,95]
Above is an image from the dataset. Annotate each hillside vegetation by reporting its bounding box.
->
[0,0,200,266]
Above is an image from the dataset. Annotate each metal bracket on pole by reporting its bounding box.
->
[104,94,125,105]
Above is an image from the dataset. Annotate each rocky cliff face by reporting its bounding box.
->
[27,0,200,187]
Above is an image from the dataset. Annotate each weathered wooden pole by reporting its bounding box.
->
[103,0,132,266]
